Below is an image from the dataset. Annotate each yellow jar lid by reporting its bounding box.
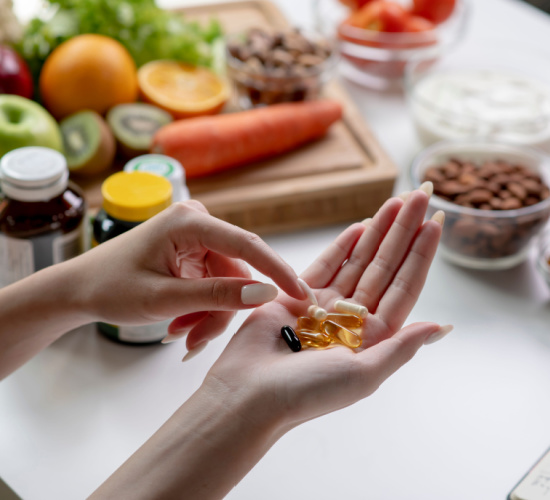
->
[101,171,172,222]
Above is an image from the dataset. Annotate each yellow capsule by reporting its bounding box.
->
[297,330,333,349]
[323,320,362,349]
[297,316,322,332]
[326,313,362,330]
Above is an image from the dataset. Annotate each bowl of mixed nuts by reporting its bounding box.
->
[225,27,337,109]
[410,140,550,269]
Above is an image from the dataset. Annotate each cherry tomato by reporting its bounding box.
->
[344,1,408,31]
[411,0,456,24]
[379,2,409,32]
[403,14,436,32]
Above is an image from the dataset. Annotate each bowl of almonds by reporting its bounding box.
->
[411,140,550,269]
[226,27,337,109]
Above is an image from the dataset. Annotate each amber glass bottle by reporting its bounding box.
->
[0,147,86,287]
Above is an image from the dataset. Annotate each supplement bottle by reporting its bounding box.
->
[93,171,172,344]
[0,147,86,287]
[123,154,190,202]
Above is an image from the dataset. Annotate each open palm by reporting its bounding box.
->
[208,190,445,428]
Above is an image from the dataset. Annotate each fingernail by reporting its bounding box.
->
[430,210,445,226]
[424,324,453,345]
[362,217,372,227]
[182,341,209,362]
[241,283,278,305]
[397,191,410,201]
[419,181,434,197]
[161,330,190,344]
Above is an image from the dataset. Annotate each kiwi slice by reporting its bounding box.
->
[61,110,116,176]
[106,103,173,159]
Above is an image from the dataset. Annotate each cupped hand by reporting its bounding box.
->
[204,189,447,429]
[74,200,305,344]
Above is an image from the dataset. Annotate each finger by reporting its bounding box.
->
[175,209,305,300]
[300,223,365,289]
[376,219,442,332]
[353,191,429,312]
[157,277,278,316]
[164,311,209,343]
[186,311,236,350]
[330,197,403,297]
[353,322,441,394]
[205,252,251,280]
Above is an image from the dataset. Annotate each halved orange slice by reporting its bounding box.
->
[137,61,229,119]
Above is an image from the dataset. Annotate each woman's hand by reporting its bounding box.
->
[90,188,449,500]
[204,189,447,428]
[73,200,305,345]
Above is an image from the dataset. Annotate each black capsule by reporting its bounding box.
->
[281,325,301,352]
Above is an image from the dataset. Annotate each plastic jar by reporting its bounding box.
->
[93,171,172,344]
[123,154,190,202]
[0,147,86,287]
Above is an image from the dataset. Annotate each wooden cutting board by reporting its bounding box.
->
[76,0,398,234]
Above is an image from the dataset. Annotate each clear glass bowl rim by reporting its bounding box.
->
[313,0,469,46]
[409,139,550,219]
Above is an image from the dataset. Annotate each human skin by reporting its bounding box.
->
[89,189,448,499]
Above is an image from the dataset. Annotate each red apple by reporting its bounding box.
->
[0,45,34,99]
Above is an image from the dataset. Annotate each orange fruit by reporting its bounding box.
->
[39,34,138,120]
[137,61,229,119]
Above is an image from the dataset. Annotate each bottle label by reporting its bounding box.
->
[0,224,85,287]
[0,235,34,287]
[98,319,171,344]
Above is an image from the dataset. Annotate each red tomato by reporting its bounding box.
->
[411,0,456,24]
[379,2,409,31]
[404,14,436,32]
[344,1,409,31]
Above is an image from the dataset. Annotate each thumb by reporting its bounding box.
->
[160,277,279,315]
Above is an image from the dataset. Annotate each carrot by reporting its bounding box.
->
[150,99,343,179]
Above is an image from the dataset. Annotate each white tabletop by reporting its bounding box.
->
[3,0,550,499]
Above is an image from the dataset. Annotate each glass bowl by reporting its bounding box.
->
[536,229,550,288]
[410,140,550,270]
[313,0,469,90]
[406,40,550,153]
[225,29,338,109]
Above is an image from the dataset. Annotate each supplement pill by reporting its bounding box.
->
[297,330,333,349]
[323,320,362,349]
[307,305,328,321]
[297,316,322,332]
[281,325,301,352]
[334,300,368,318]
[326,313,363,330]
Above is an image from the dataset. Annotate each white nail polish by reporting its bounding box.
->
[430,210,445,226]
[297,278,318,306]
[424,325,454,345]
[419,181,434,197]
[241,283,278,305]
[362,217,372,227]
[181,341,208,362]
[398,191,410,201]
[161,330,189,344]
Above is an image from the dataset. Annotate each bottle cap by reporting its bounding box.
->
[0,147,68,202]
[123,154,189,202]
[101,171,172,222]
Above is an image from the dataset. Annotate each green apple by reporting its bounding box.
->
[0,94,62,157]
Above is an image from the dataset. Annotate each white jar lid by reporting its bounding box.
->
[123,154,189,202]
[0,147,69,202]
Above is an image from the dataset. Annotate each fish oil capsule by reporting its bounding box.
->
[323,320,362,349]
[281,325,301,352]
[326,313,363,330]
[297,330,333,349]
[297,316,323,332]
